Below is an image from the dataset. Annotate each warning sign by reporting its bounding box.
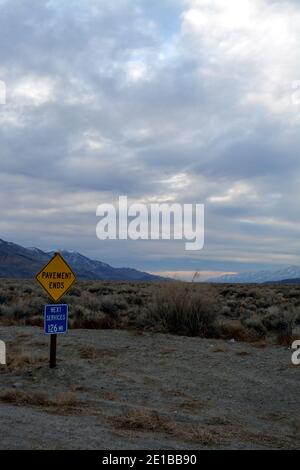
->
[36,252,76,302]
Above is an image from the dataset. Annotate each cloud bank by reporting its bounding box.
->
[0,0,300,275]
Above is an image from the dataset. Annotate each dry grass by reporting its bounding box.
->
[159,347,176,355]
[250,340,267,349]
[79,346,118,359]
[146,282,218,337]
[219,322,258,342]
[261,413,287,423]
[236,351,251,357]
[112,409,171,433]
[111,408,219,446]
[7,352,47,371]
[176,425,219,446]
[292,421,300,434]
[15,332,31,339]
[177,398,206,412]
[111,408,291,448]
[276,333,300,346]
[0,388,83,414]
[205,416,233,426]
[0,389,52,406]
[232,429,293,449]
[213,347,228,353]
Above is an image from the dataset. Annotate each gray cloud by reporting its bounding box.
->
[0,0,300,275]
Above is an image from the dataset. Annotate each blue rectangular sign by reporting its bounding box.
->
[44,304,68,335]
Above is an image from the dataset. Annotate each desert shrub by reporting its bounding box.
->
[26,297,45,316]
[1,280,299,341]
[240,310,253,324]
[241,318,267,338]
[147,283,218,337]
[72,305,91,325]
[79,292,103,312]
[100,298,119,317]
[88,286,102,294]
[0,290,13,304]
[220,305,232,317]
[101,296,127,318]
[132,296,143,305]
[70,305,116,329]
[227,300,238,309]
[262,306,295,332]
[219,322,259,342]
[220,288,234,297]
[68,286,82,297]
[287,289,299,298]
[236,291,248,299]
[247,289,258,299]
[25,315,43,327]
[0,301,26,320]
[71,305,89,328]
[247,303,257,312]
[71,310,115,329]
[262,305,297,345]
[275,317,295,345]
[0,304,12,317]
[22,287,33,294]
[0,293,44,318]
[263,314,290,332]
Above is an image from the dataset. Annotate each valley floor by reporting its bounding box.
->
[0,326,299,450]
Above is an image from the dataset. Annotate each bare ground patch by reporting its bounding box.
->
[0,325,299,449]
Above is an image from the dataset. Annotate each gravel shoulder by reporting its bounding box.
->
[0,326,299,450]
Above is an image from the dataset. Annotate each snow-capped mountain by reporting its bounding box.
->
[0,239,164,281]
[208,265,300,284]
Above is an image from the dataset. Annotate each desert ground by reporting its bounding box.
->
[0,280,299,450]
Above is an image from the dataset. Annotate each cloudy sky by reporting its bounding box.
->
[0,0,300,280]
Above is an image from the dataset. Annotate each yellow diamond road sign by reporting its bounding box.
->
[36,252,76,302]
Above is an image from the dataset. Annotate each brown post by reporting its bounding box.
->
[49,333,57,368]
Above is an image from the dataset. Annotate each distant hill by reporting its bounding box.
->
[207,265,300,284]
[0,239,164,281]
[265,278,300,285]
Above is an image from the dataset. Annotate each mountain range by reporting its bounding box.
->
[0,239,163,281]
[208,265,300,284]
[2,237,300,284]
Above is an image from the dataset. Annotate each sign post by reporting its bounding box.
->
[36,253,76,368]
[50,333,57,369]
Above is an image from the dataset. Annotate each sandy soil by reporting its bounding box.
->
[0,326,299,450]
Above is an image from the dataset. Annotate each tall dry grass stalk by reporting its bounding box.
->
[147,282,218,337]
